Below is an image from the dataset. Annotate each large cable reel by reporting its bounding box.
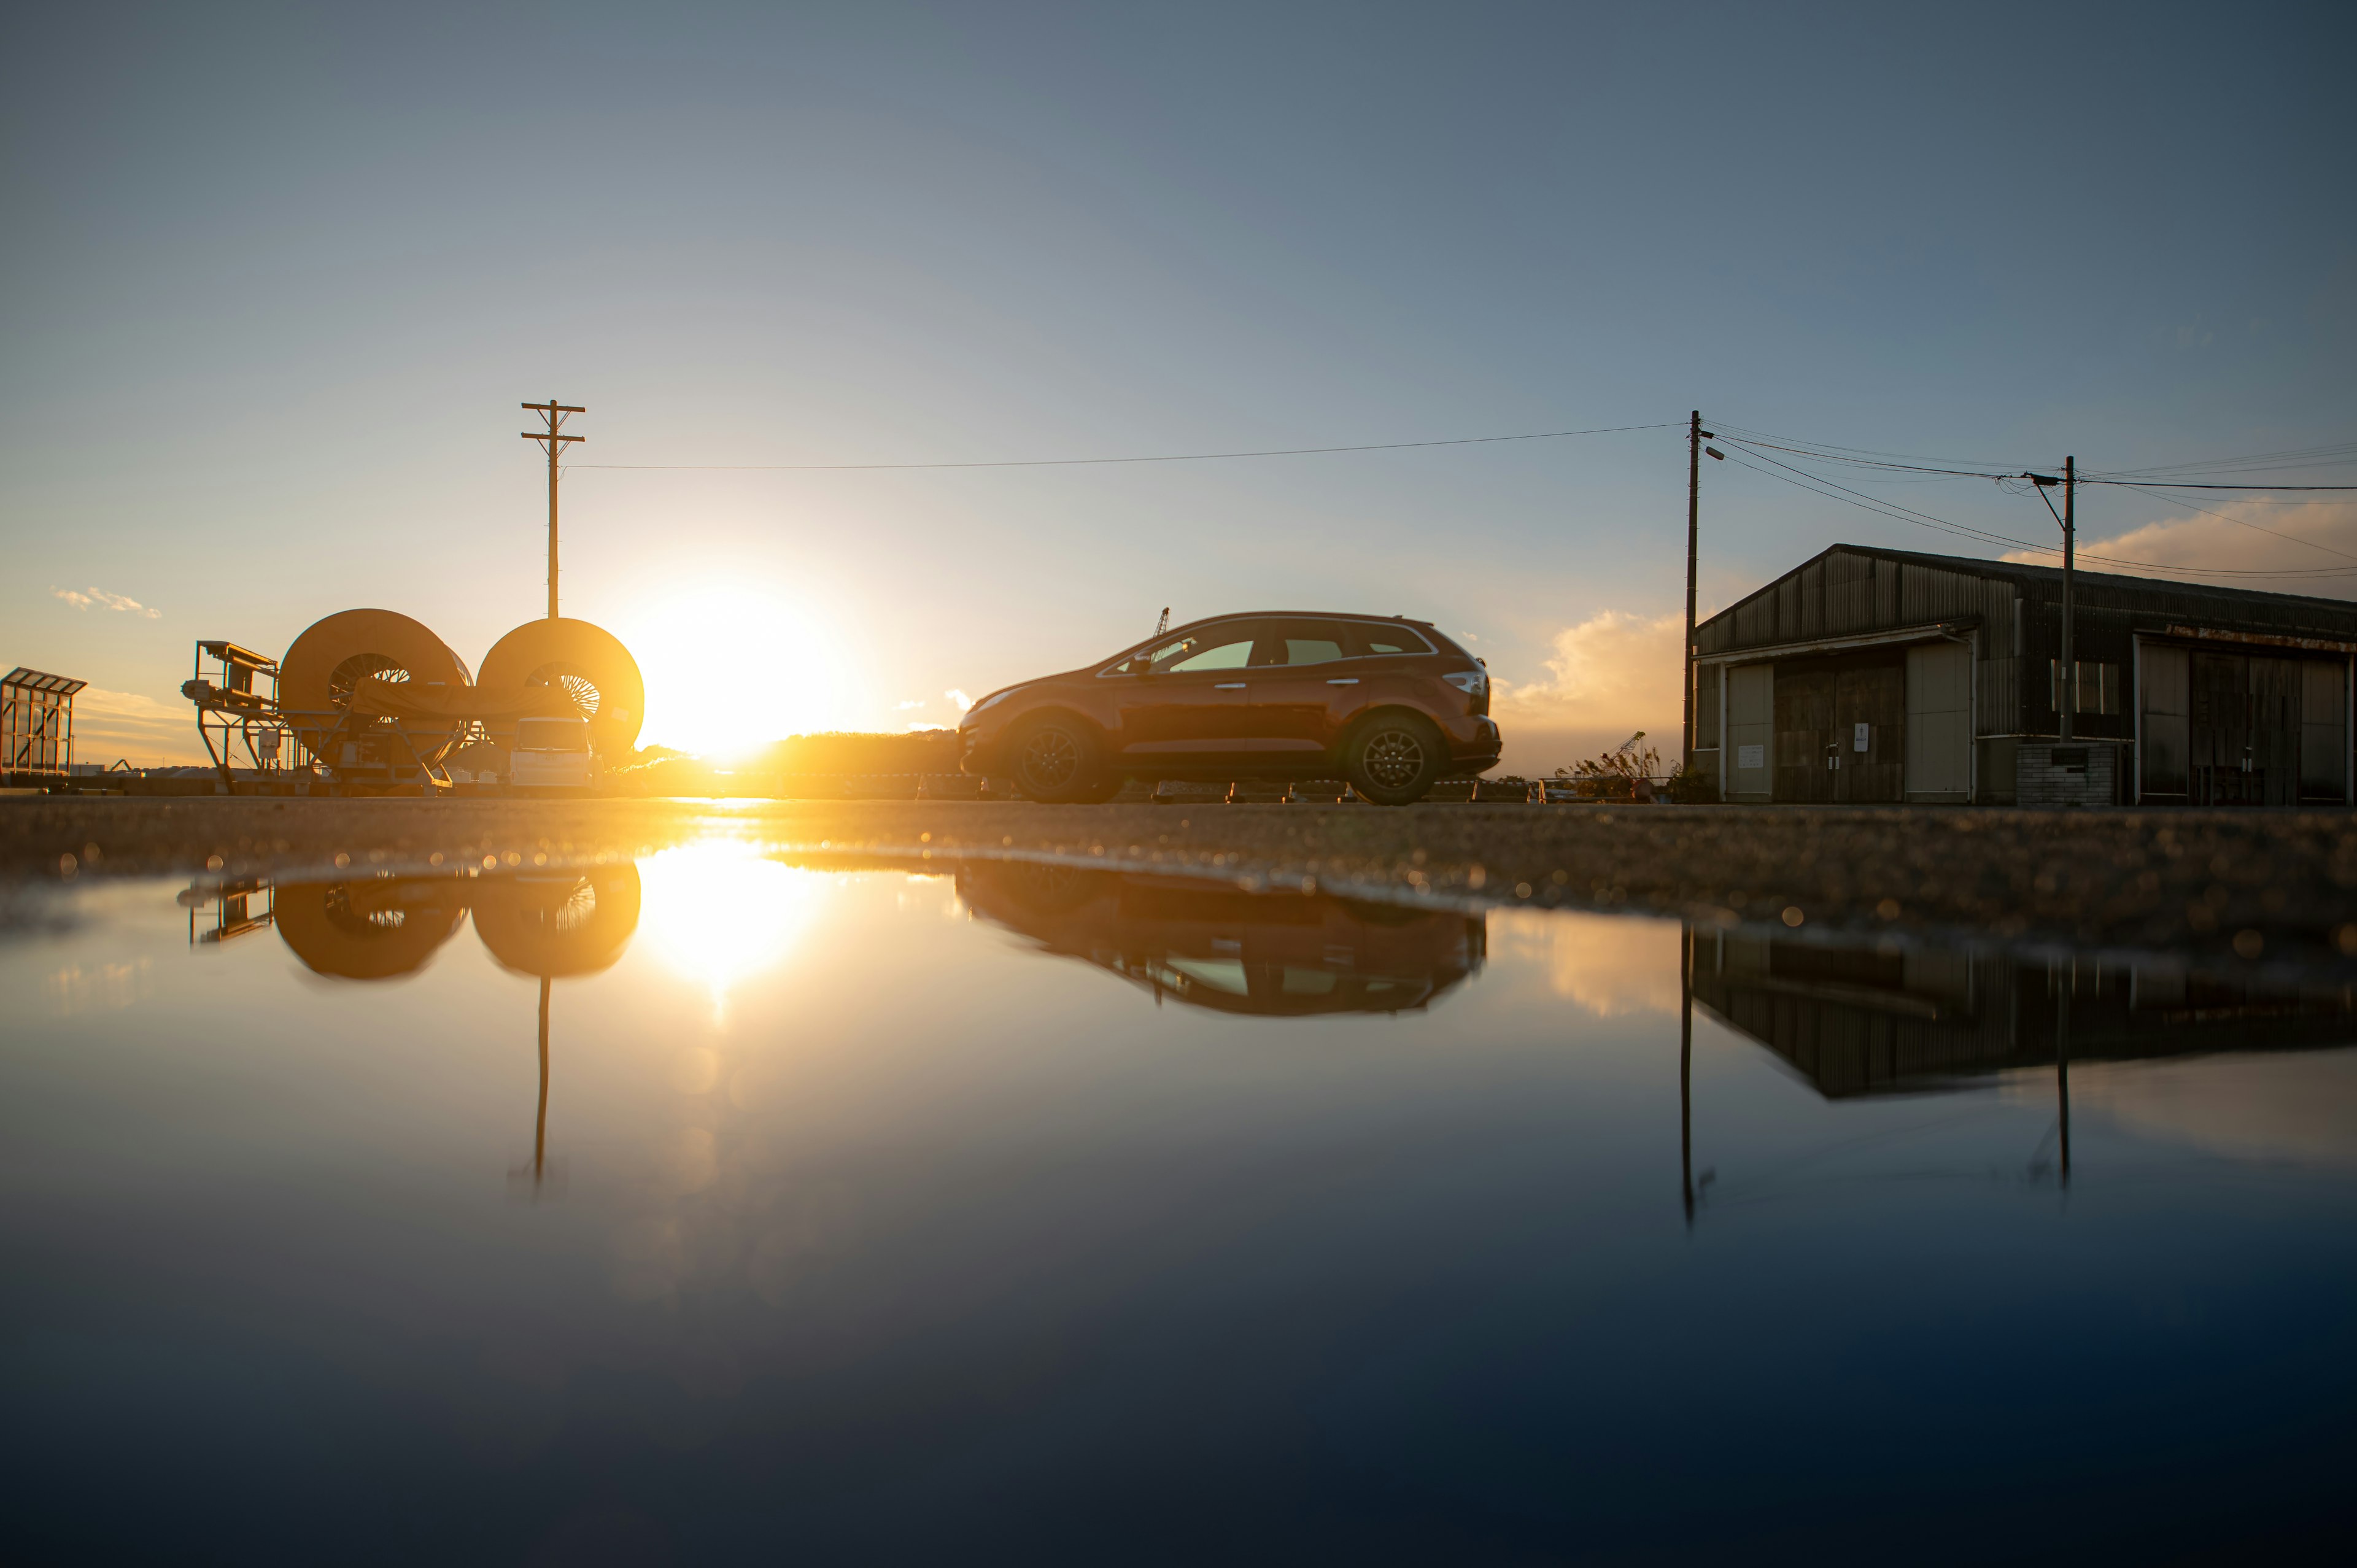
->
[279,609,473,766]
[478,617,645,758]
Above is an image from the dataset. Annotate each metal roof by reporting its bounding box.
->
[2,668,87,697]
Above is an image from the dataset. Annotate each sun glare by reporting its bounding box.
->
[639,844,830,1022]
[623,584,865,759]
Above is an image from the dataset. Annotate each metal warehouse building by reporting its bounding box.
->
[1690,545,2357,807]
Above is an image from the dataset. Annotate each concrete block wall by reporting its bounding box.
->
[2017,741,2119,808]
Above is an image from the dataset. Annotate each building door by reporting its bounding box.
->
[1775,663,1836,803]
[1905,641,1972,800]
[1727,664,1771,801]
[2301,659,2348,804]
[2189,650,2302,806]
[1774,654,1906,803]
[2140,643,2189,800]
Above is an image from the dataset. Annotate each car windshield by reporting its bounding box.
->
[1117,625,1257,676]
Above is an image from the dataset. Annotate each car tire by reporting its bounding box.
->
[1342,711,1446,806]
[1010,715,1106,803]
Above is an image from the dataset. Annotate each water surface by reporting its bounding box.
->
[5,845,2354,1563]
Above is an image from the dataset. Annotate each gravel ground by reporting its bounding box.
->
[7,795,2356,972]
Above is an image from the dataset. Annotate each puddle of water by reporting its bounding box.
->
[4,845,2354,1561]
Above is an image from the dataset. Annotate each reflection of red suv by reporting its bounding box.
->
[958,612,1500,805]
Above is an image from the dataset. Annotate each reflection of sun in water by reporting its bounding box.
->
[640,845,829,1022]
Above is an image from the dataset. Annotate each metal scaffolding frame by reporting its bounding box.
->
[2,666,85,783]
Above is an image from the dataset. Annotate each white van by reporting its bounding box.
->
[510,716,593,790]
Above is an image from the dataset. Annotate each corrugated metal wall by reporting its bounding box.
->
[1696,546,2357,743]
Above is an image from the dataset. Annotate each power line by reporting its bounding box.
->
[1720,446,2357,581]
[2101,481,2357,566]
[568,421,1680,472]
[1715,425,2357,491]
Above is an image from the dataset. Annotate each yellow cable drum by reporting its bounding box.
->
[477,617,644,757]
[280,609,473,764]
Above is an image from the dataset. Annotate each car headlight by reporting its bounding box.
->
[964,688,1016,724]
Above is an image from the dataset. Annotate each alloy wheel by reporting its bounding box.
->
[1361,727,1426,790]
[1020,727,1082,791]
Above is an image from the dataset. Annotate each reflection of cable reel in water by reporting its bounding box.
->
[478,619,645,759]
[274,878,471,979]
[471,863,643,978]
[280,609,474,767]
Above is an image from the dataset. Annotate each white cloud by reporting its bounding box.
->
[2002,499,2357,597]
[1490,610,1684,773]
[946,688,972,712]
[1492,908,1684,1017]
[51,585,161,618]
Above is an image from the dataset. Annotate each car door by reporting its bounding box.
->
[1235,618,1364,759]
[1111,620,1262,763]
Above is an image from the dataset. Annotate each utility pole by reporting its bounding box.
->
[1684,411,1701,773]
[1682,412,1724,777]
[522,401,585,621]
[2024,457,2080,743]
[2060,455,2076,743]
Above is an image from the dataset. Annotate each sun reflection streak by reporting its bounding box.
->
[638,845,829,1023]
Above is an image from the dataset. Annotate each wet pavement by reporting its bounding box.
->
[4,819,2355,1561]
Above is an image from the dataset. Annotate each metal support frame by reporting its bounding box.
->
[2,666,84,782]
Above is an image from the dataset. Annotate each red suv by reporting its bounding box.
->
[959,612,1500,805]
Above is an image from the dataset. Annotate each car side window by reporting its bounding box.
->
[1345,623,1435,657]
[1256,620,1352,666]
[1117,624,1258,675]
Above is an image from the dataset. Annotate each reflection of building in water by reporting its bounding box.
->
[220,865,642,1191]
[959,862,1484,1017]
[1689,927,2357,1099]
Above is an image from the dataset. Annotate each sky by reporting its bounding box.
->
[6,1,2354,769]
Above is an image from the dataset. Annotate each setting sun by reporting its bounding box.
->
[621,583,867,760]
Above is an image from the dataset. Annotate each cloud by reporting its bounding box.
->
[64,686,209,767]
[1492,908,1684,1017]
[946,689,972,712]
[1490,610,1684,773]
[51,585,161,618]
[2002,499,2357,598]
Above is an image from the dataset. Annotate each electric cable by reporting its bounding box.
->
[568,421,1679,471]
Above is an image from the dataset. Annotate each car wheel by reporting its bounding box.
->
[1344,712,1445,806]
[1011,716,1104,803]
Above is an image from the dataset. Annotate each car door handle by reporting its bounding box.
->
[1326,678,1359,685]
[1213,682,1246,690]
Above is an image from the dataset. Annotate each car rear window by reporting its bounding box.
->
[1345,622,1436,657]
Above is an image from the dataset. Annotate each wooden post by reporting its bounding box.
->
[1684,411,1701,773]
[2060,455,2076,743]
[521,401,586,622]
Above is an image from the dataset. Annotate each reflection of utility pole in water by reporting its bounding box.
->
[508,975,560,1201]
[535,976,552,1184]
[1681,924,1695,1226]
[2056,962,2073,1188]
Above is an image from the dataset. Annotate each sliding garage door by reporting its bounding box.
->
[1905,641,1971,801]
[1727,665,1772,802]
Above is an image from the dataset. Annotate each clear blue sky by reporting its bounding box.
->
[6,2,2352,763]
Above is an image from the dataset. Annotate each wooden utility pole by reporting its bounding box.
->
[2059,454,2076,743]
[1684,411,1701,773]
[522,401,585,621]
